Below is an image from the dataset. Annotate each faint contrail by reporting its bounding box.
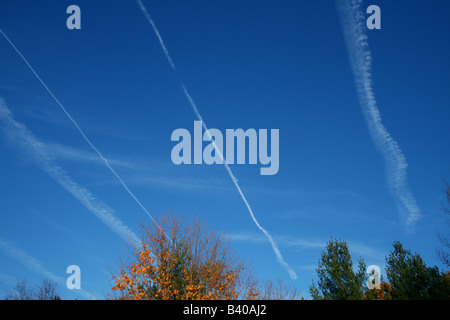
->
[0,237,63,283]
[0,99,141,246]
[0,28,161,232]
[135,1,297,279]
[336,0,420,231]
[0,237,97,299]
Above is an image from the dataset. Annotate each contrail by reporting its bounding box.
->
[0,237,63,284]
[0,237,97,299]
[0,28,161,232]
[182,85,297,280]
[0,99,141,246]
[336,0,420,231]
[135,1,297,279]
[135,0,176,70]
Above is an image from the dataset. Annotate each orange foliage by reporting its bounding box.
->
[363,282,393,300]
[111,214,259,300]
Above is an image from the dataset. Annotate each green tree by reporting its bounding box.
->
[309,238,366,300]
[385,241,450,299]
[436,181,450,268]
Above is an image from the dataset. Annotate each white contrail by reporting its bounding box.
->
[134,1,297,279]
[182,85,297,280]
[336,0,420,230]
[135,0,176,70]
[0,28,161,232]
[0,98,141,246]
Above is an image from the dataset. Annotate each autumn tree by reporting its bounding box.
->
[110,213,259,300]
[309,238,366,300]
[363,281,393,300]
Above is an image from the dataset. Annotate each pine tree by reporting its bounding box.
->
[385,241,450,299]
[309,238,366,300]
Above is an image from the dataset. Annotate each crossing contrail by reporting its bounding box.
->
[135,1,297,279]
[0,28,162,233]
[336,0,420,231]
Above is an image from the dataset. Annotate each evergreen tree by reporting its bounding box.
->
[310,238,366,300]
[385,241,450,299]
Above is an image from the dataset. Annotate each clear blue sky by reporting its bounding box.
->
[0,0,448,299]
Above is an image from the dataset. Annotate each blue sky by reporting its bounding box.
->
[0,0,449,299]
